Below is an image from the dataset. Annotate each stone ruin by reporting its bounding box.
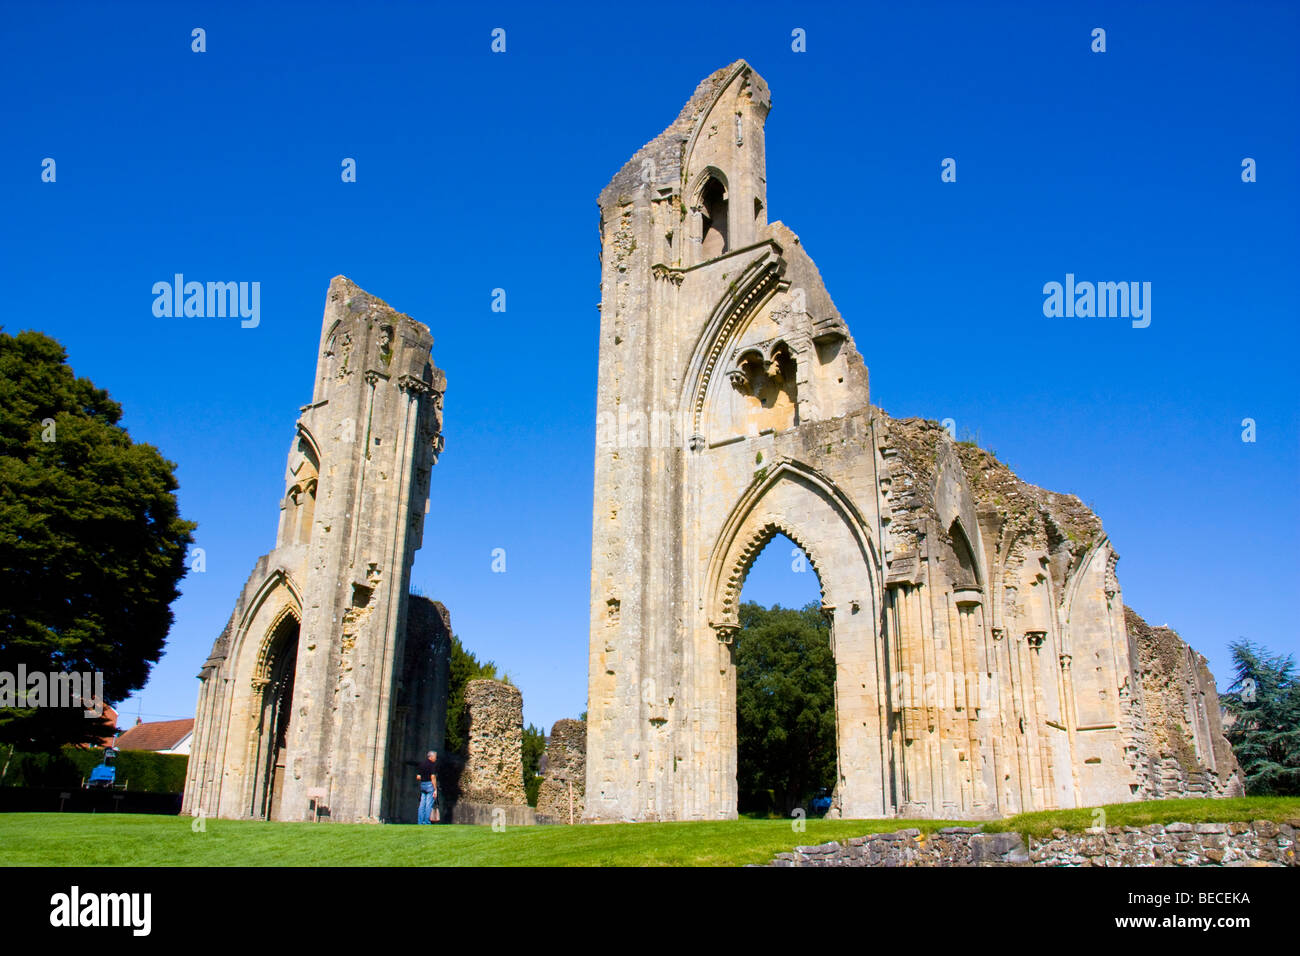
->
[183,277,449,824]
[584,60,1242,822]
[536,718,587,824]
[180,61,1245,830]
[450,679,534,825]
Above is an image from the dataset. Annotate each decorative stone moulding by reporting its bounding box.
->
[712,622,741,645]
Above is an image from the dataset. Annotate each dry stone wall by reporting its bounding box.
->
[764,822,1296,867]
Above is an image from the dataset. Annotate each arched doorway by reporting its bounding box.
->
[704,460,889,819]
[733,534,837,817]
[250,613,299,820]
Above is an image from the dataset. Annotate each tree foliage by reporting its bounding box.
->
[735,601,837,815]
[443,633,503,755]
[522,722,545,807]
[1221,639,1300,796]
[0,330,195,749]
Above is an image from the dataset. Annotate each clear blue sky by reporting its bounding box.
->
[3,1,1296,732]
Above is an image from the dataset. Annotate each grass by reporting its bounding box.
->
[0,814,963,867]
[1,797,1293,866]
[984,797,1300,841]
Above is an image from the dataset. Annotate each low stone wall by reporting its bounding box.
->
[770,827,1026,867]
[1030,821,1296,866]
[449,802,536,827]
[765,821,1297,867]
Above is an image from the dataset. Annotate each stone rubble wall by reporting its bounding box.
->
[457,679,527,806]
[536,718,586,824]
[1127,608,1243,798]
[765,821,1297,867]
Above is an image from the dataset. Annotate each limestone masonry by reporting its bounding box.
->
[763,821,1295,867]
[183,277,447,823]
[584,60,1242,822]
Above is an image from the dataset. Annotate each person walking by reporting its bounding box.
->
[416,750,439,825]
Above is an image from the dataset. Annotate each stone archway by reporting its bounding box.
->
[249,610,300,820]
[702,460,890,820]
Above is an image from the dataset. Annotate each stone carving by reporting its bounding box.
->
[182,277,449,824]
[585,60,1241,823]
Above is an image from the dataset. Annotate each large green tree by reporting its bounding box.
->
[735,601,837,815]
[0,330,195,749]
[1221,639,1300,796]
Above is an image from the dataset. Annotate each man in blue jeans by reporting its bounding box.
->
[416,750,439,824]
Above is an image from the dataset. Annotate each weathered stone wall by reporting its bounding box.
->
[1128,608,1243,799]
[536,718,586,823]
[766,821,1296,867]
[457,679,527,807]
[586,59,1240,822]
[183,277,447,824]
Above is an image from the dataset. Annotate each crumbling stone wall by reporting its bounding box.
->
[765,821,1296,867]
[458,679,527,806]
[1127,608,1243,798]
[536,718,586,823]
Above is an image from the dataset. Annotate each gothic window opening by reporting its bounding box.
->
[701,177,729,259]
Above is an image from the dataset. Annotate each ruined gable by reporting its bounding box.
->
[586,61,1239,823]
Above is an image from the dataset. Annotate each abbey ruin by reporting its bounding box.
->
[180,61,1243,830]
[183,277,449,823]
[584,61,1242,822]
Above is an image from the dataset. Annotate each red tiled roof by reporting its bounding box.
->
[114,718,194,752]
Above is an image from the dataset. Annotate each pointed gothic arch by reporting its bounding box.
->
[699,457,891,818]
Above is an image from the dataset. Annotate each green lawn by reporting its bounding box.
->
[1,797,1294,866]
[0,814,961,867]
[984,796,1300,841]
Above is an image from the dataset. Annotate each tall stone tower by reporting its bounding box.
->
[586,61,1239,822]
[183,276,449,823]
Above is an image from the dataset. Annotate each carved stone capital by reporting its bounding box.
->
[1025,630,1046,650]
[397,374,433,395]
[712,622,740,645]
